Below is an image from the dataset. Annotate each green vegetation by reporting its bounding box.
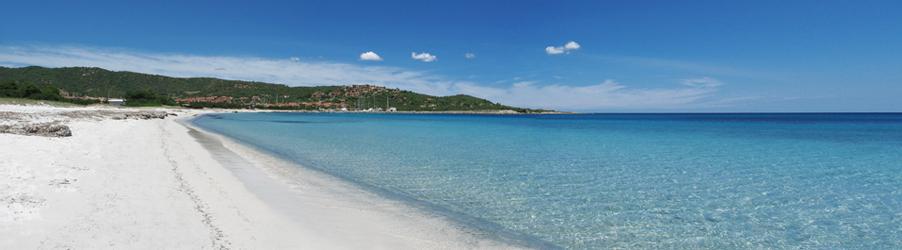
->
[0,66,551,112]
[123,90,176,107]
[0,80,98,105]
[1,80,61,100]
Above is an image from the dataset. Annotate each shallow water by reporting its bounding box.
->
[193,113,902,249]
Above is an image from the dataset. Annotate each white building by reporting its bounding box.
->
[108,98,126,106]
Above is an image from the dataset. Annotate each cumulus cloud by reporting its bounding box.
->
[545,41,582,55]
[411,52,437,62]
[359,51,383,61]
[0,45,727,111]
[289,57,300,62]
[564,41,581,50]
[546,40,581,55]
[464,53,476,59]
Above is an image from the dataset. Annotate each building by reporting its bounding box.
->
[108,98,126,106]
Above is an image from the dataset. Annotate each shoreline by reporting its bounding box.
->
[185,113,558,249]
[187,107,572,115]
[0,104,536,249]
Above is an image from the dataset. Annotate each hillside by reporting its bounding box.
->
[0,66,548,112]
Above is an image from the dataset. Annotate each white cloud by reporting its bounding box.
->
[455,79,719,111]
[359,51,383,61]
[0,46,452,94]
[290,57,300,62]
[545,46,565,55]
[411,52,437,62]
[597,55,756,77]
[0,45,727,111]
[681,77,723,88]
[546,40,581,55]
[564,41,580,50]
[464,53,476,59]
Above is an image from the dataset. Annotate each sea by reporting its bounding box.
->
[192,112,902,249]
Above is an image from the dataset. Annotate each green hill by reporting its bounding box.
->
[0,66,549,112]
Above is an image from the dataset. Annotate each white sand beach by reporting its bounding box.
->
[0,104,520,249]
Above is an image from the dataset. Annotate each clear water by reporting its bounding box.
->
[192,113,902,249]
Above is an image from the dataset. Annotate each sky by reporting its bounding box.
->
[1,0,901,112]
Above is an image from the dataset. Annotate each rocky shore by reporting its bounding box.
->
[0,109,175,137]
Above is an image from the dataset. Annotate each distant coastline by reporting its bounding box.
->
[0,66,556,113]
[212,108,573,115]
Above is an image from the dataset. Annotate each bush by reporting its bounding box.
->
[0,81,21,97]
[0,80,63,101]
[0,80,102,105]
[124,89,175,106]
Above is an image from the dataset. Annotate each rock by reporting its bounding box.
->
[121,111,169,120]
[0,123,72,137]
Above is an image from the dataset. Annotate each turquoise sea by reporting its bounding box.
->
[192,113,902,249]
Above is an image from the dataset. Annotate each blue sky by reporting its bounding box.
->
[2,0,901,111]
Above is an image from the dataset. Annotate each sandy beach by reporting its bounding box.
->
[0,104,521,249]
